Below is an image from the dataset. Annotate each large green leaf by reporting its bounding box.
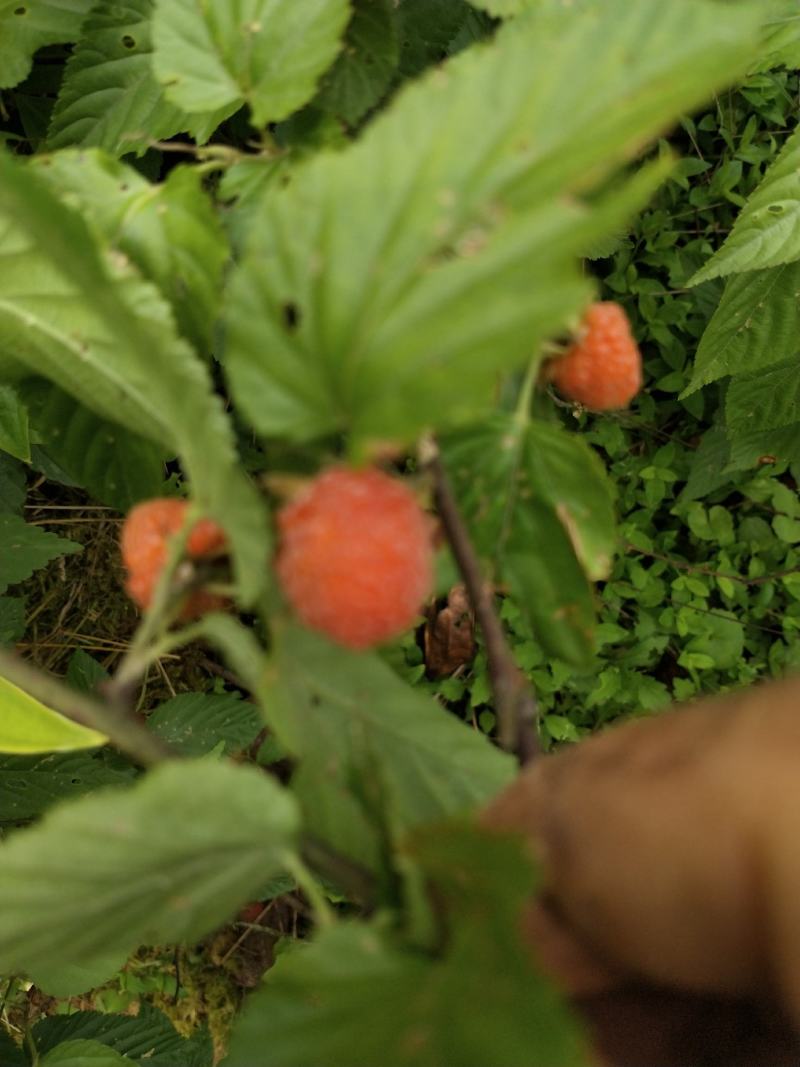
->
[755,0,800,71]
[46,0,223,158]
[726,356,800,437]
[227,824,585,1067]
[684,262,800,394]
[0,383,29,460]
[40,1041,129,1066]
[34,1005,213,1066]
[0,452,25,513]
[0,749,135,823]
[0,595,25,645]
[152,0,351,127]
[31,150,227,353]
[265,623,515,847]
[21,379,166,511]
[395,0,475,78]
[0,513,82,593]
[225,0,759,446]
[147,691,263,756]
[316,0,399,126]
[0,760,299,975]
[691,125,800,284]
[444,416,613,665]
[0,0,93,90]
[0,150,267,602]
[0,675,106,753]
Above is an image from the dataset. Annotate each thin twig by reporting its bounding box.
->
[424,439,539,765]
[625,542,800,586]
[0,650,172,768]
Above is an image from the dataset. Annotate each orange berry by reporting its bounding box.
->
[275,466,434,650]
[551,302,642,411]
[120,499,226,616]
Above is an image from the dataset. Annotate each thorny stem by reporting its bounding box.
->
[0,649,171,767]
[423,438,539,765]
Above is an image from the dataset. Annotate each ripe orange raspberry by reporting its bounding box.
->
[551,302,642,411]
[275,466,434,651]
[121,499,226,617]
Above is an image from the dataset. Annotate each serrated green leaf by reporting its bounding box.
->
[684,262,800,395]
[0,760,299,976]
[0,674,106,753]
[0,0,93,90]
[265,623,515,848]
[0,749,135,823]
[32,151,227,353]
[46,0,225,158]
[755,1,800,72]
[0,513,81,593]
[41,1040,129,1066]
[726,356,800,437]
[316,0,399,125]
[227,825,584,1067]
[147,692,262,756]
[691,125,800,284]
[152,0,351,127]
[33,1005,212,1066]
[0,383,29,461]
[0,150,267,603]
[726,422,800,469]
[226,0,758,446]
[443,417,603,665]
[21,379,166,511]
[396,0,474,78]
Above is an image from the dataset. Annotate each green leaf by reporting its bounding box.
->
[28,952,130,997]
[726,356,800,437]
[0,149,267,604]
[66,648,109,693]
[147,692,263,756]
[469,0,534,15]
[755,1,800,72]
[396,0,475,78]
[0,595,25,645]
[684,262,800,395]
[152,0,351,127]
[0,383,29,461]
[726,422,800,470]
[40,1040,129,1066]
[46,0,224,158]
[0,749,135,823]
[774,514,800,543]
[0,675,106,753]
[0,1029,25,1067]
[21,379,166,511]
[691,125,800,284]
[227,824,584,1067]
[225,0,759,445]
[0,513,81,593]
[0,0,93,90]
[316,0,399,125]
[0,760,299,976]
[31,150,228,356]
[34,1005,213,1066]
[444,417,606,665]
[0,452,25,513]
[265,623,515,847]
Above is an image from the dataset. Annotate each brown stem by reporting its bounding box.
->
[0,649,172,768]
[425,442,539,765]
[625,543,800,586]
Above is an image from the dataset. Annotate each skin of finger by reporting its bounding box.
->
[481,676,800,1004]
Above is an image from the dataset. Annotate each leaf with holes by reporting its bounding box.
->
[0,749,135,822]
[0,760,299,976]
[47,0,227,157]
[0,675,106,754]
[685,262,800,395]
[0,149,267,603]
[0,0,93,90]
[152,0,351,126]
[691,125,800,284]
[0,514,81,593]
[225,0,759,446]
[147,692,262,756]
